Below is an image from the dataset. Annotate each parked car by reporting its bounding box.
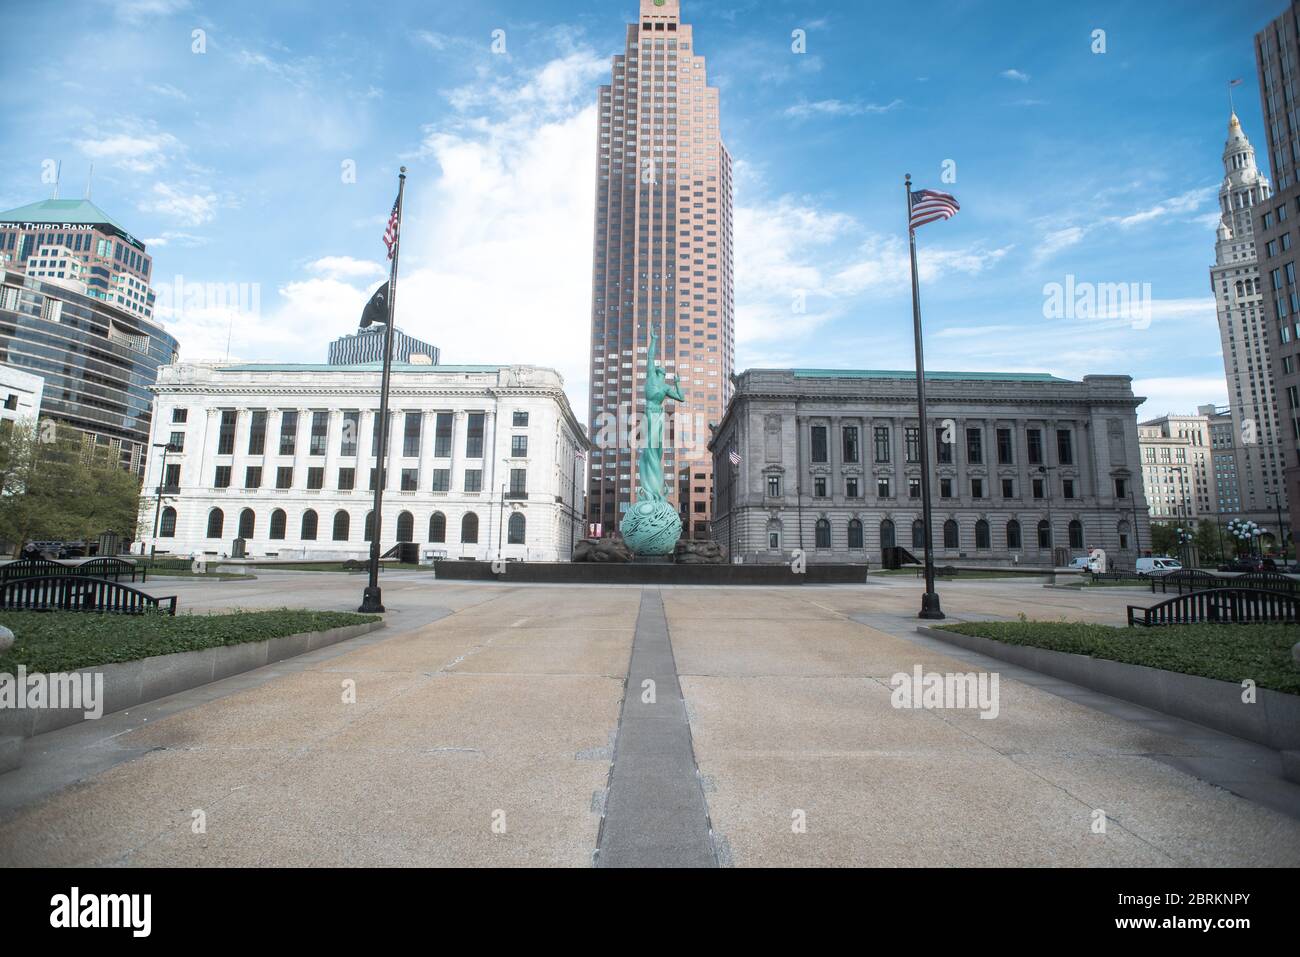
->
[1217,558,1264,573]
[1136,556,1182,577]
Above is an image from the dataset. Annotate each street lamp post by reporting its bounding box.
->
[1267,490,1288,563]
[149,442,172,560]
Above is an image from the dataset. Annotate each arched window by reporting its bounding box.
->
[975,519,990,550]
[429,512,446,543]
[396,511,414,543]
[508,512,526,545]
[160,506,177,538]
[912,519,925,550]
[1068,519,1084,549]
[269,509,287,540]
[1007,519,1021,550]
[461,512,479,543]
[847,518,863,550]
[1037,520,1052,549]
[301,509,318,541]
[238,508,255,539]
[332,511,350,541]
[815,518,831,549]
[364,511,375,542]
[943,519,959,549]
[207,508,224,539]
[880,519,895,549]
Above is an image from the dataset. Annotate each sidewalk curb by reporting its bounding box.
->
[917,624,1300,752]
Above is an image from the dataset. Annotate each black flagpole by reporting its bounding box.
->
[359,166,407,614]
[906,174,944,620]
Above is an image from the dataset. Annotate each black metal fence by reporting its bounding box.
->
[1128,588,1299,626]
[1152,569,1300,596]
[0,576,177,615]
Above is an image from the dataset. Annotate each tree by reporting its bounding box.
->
[1194,520,1222,564]
[1148,521,1177,557]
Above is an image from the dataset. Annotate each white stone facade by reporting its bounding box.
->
[139,362,589,562]
[0,364,44,426]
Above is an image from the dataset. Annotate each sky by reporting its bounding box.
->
[0,0,1287,426]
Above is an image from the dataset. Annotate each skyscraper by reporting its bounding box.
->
[1254,1,1300,551]
[1208,111,1288,530]
[586,0,735,540]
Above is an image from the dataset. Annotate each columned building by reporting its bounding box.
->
[710,369,1150,568]
[1138,412,1213,526]
[587,0,735,541]
[1207,111,1289,537]
[140,362,588,562]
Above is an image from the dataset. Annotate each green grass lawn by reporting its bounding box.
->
[0,609,381,674]
[874,568,1049,579]
[939,620,1300,694]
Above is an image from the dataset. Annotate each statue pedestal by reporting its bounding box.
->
[631,554,675,565]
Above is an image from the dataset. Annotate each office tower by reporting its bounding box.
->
[587,0,735,540]
[328,327,440,365]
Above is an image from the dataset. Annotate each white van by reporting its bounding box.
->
[1136,556,1182,577]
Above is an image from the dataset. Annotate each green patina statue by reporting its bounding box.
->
[620,322,685,556]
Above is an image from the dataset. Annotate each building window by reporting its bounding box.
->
[217,410,237,455]
[308,411,328,456]
[811,425,828,463]
[508,512,526,545]
[815,518,831,549]
[943,519,959,549]
[338,468,355,491]
[1056,429,1073,465]
[1114,477,1128,498]
[206,508,224,538]
[768,528,781,550]
[940,478,953,499]
[873,427,890,463]
[909,478,921,499]
[333,511,350,541]
[1032,478,1044,499]
[269,509,287,540]
[465,469,483,492]
[513,411,529,427]
[364,511,375,542]
[847,518,863,549]
[160,507,177,537]
[846,477,859,498]
[1001,478,1014,498]
[975,519,990,550]
[814,476,827,498]
[912,519,925,549]
[401,468,418,491]
[396,511,414,543]
[429,512,446,543]
[512,435,529,457]
[880,519,896,549]
[245,466,262,489]
[238,508,255,539]
[434,413,453,457]
[466,413,485,458]
[341,411,359,456]
[171,408,188,424]
[1037,520,1051,549]
[936,427,953,464]
[1069,519,1084,549]
[1027,428,1043,465]
[214,465,232,489]
[1062,479,1075,499]
[168,431,185,453]
[399,412,420,458]
[431,468,450,492]
[301,510,318,540]
[509,468,527,497]
[965,428,982,464]
[461,512,479,543]
[877,478,891,498]
[996,428,1013,465]
[307,467,324,490]
[279,411,298,456]
[766,475,781,497]
[971,478,984,499]
[905,427,920,463]
[1007,520,1021,550]
[842,426,860,463]
[276,467,293,489]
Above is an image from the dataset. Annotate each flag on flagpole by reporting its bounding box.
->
[359,281,390,328]
[382,196,400,259]
[909,188,960,230]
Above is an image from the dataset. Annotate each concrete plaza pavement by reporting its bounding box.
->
[1,570,1298,867]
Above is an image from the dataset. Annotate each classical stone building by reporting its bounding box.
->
[139,362,588,562]
[709,369,1151,568]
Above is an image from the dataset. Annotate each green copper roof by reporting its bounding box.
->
[790,369,1071,383]
[0,198,131,234]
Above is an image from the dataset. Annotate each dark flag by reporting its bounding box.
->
[359,281,390,328]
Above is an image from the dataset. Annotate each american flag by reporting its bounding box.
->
[729,448,741,467]
[382,196,400,259]
[909,188,960,230]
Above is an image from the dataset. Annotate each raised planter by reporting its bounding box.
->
[919,624,1300,753]
[0,621,384,749]
[433,559,867,585]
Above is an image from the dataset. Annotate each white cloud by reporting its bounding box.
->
[1133,375,1228,421]
[77,126,180,174]
[1115,187,1216,228]
[105,0,190,22]
[139,183,218,226]
[785,98,902,120]
[1000,69,1031,83]
[307,256,387,281]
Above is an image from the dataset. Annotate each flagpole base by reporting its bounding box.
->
[358,586,385,614]
[918,591,945,620]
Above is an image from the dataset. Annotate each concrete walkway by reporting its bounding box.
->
[0,572,1297,866]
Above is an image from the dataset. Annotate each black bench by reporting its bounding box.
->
[1089,572,1146,585]
[0,576,177,615]
[1128,587,1299,627]
[914,565,958,579]
[1151,569,1222,594]
[74,557,141,583]
[0,558,76,582]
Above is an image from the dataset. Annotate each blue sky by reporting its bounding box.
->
[0,0,1286,424]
